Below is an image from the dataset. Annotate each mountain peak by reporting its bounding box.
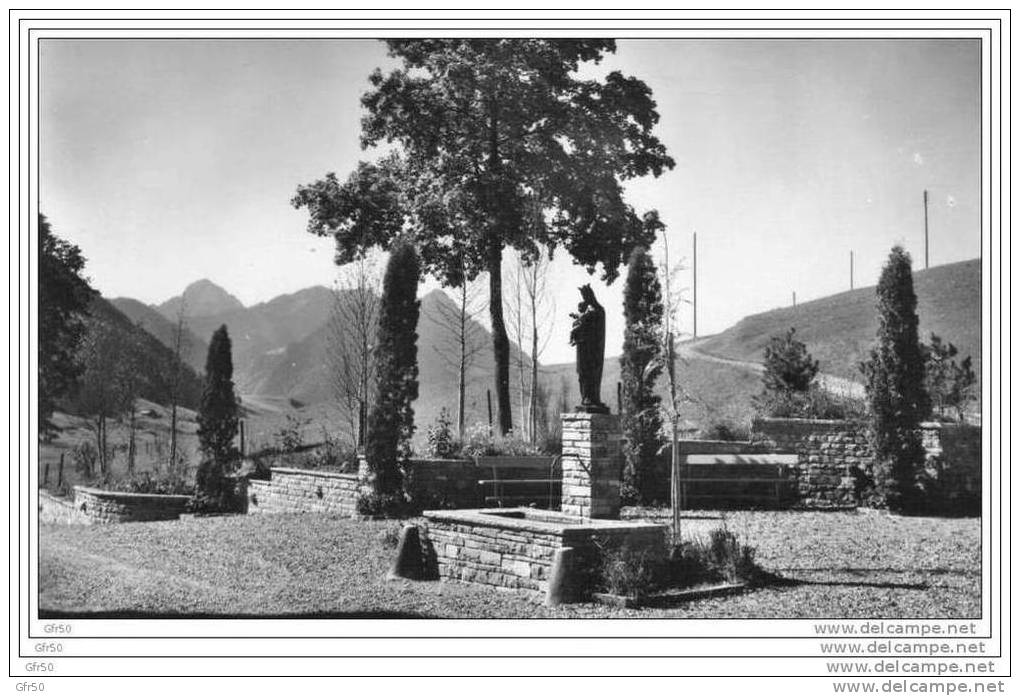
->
[156,279,245,320]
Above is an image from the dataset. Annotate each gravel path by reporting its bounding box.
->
[39,509,980,619]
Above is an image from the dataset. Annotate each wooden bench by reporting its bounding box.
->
[678,453,799,507]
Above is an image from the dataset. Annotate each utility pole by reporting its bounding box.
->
[692,231,698,339]
[850,250,854,290]
[792,291,797,307]
[923,189,930,269]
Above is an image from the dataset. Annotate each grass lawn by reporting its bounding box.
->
[38,509,980,619]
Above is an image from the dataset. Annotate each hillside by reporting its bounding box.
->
[252,289,531,435]
[130,282,535,442]
[697,259,982,401]
[542,347,763,436]
[76,297,205,411]
[108,297,209,374]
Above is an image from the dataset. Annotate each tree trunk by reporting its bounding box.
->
[169,403,178,470]
[457,306,467,439]
[488,242,513,435]
[127,407,137,474]
[529,286,539,442]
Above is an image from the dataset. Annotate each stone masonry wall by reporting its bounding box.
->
[751,418,865,507]
[245,467,363,516]
[38,490,87,524]
[423,510,666,594]
[69,487,191,524]
[752,418,981,511]
[920,422,982,512]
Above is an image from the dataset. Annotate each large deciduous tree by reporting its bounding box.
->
[366,242,420,497]
[620,246,664,505]
[860,246,931,513]
[293,39,674,434]
[38,213,95,436]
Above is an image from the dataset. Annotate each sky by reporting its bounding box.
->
[39,38,981,364]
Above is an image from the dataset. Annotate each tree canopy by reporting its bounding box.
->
[38,213,95,434]
[293,39,674,433]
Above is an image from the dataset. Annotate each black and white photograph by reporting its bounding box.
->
[12,9,1007,688]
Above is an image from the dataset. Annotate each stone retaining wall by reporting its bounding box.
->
[751,417,981,511]
[245,467,363,516]
[40,487,192,524]
[423,508,666,594]
[38,490,86,524]
[750,418,865,507]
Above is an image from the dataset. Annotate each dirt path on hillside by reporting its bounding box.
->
[681,340,867,399]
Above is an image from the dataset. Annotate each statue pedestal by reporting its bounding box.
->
[560,412,622,519]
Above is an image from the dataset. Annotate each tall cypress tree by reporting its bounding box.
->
[197,325,239,466]
[366,242,420,498]
[860,246,931,512]
[620,246,664,505]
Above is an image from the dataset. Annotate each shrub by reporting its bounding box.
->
[698,420,750,441]
[598,545,665,598]
[755,386,866,420]
[459,423,542,458]
[593,529,765,598]
[355,491,410,518]
[922,333,977,422]
[70,441,98,479]
[860,246,931,513]
[191,459,236,512]
[666,529,763,587]
[274,414,304,453]
[423,408,459,458]
[761,327,819,393]
[106,470,194,496]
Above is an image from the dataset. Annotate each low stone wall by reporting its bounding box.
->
[245,467,362,516]
[423,508,666,594]
[751,418,982,511]
[751,418,865,507]
[48,487,191,524]
[38,491,86,524]
[920,422,982,513]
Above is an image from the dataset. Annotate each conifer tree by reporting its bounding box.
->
[197,325,240,466]
[860,246,931,512]
[761,328,819,394]
[366,242,421,498]
[619,246,664,504]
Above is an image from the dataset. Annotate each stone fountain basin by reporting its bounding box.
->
[421,507,666,593]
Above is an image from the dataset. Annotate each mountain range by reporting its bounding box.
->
[110,279,525,430]
[106,257,982,436]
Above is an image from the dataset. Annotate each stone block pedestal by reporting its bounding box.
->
[561,412,622,519]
